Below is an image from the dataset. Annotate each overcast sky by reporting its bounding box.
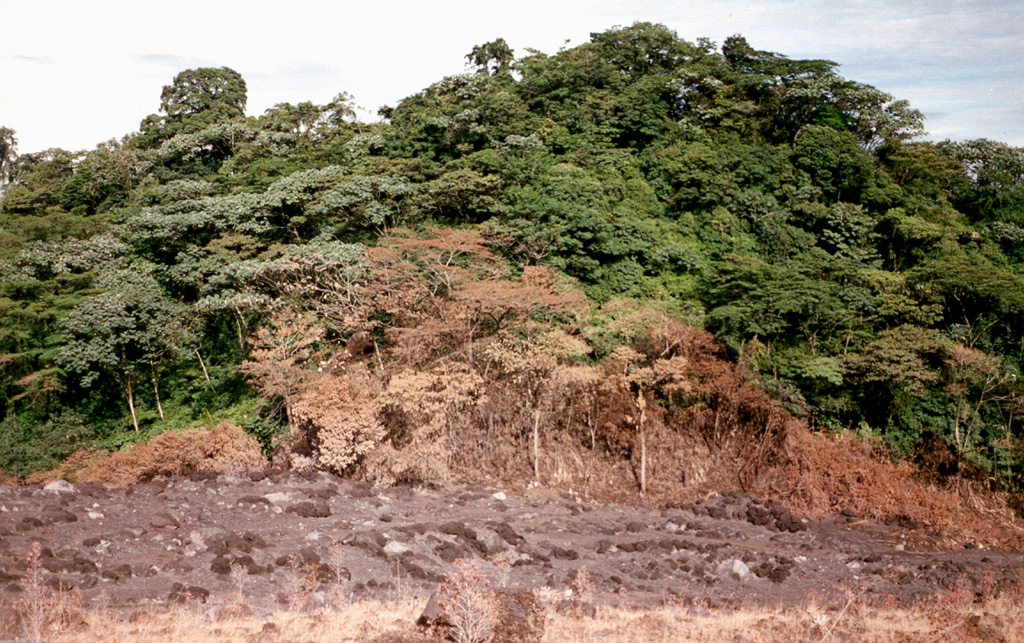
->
[1,0,1022,154]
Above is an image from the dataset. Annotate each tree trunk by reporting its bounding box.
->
[373,340,386,373]
[195,349,215,391]
[235,314,245,350]
[151,372,165,421]
[952,395,964,454]
[126,376,139,433]
[637,395,647,496]
[586,409,596,450]
[533,409,541,480]
[640,426,647,496]
[284,396,296,439]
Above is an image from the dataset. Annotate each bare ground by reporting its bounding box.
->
[0,469,1021,637]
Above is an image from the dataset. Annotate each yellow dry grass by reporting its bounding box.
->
[7,586,1024,643]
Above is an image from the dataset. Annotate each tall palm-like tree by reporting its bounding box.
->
[0,126,16,194]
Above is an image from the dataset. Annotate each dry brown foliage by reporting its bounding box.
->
[362,362,485,485]
[230,229,1024,550]
[586,318,792,496]
[239,239,800,498]
[237,309,326,438]
[26,421,264,486]
[762,426,1024,550]
[293,371,384,472]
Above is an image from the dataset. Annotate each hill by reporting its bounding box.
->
[0,23,1022,540]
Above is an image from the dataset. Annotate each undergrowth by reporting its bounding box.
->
[10,410,1024,552]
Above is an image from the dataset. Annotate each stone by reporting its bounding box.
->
[492,589,546,643]
[169,583,210,602]
[149,513,179,529]
[384,541,413,556]
[719,559,753,582]
[211,557,231,575]
[555,599,597,619]
[44,480,75,494]
[286,501,331,518]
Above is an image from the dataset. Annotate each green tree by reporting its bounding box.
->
[160,67,247,122]
[940,138,1024,227]
[467,38,515,75]
[138,67,248,148]
[845,324,946,453]
[56,266,189,432]
[793,126,872,201]
[0,126,16,193]
[0,148,79,217]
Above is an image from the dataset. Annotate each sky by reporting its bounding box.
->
[1,0,1022,154]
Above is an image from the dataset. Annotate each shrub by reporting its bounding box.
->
[26,420,264,486]
[437,559,498,643]
[0,411,91,477]
[294,372,383,473]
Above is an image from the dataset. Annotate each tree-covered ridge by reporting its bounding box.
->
[0,23,1022,492]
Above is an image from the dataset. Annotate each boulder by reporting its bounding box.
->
[44,480,75,494]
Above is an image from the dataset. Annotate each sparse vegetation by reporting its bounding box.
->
[6,565,1024,642]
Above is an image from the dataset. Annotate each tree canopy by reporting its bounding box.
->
[1,24,1023,493]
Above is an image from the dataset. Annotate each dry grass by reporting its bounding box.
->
[6,557,1022,643]
[5,585,1024,643]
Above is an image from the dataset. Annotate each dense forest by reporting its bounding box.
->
[1,23,1022,497]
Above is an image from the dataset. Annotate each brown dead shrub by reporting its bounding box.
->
[590,320,792,497]
[761,427,1024,550]
[294,371,384,473]
[228,231,1024,549]
[0,470,23,486]
[361,363,485,485]
[28,421,265,486]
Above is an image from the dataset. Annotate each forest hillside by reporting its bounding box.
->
[1,24,1022,539]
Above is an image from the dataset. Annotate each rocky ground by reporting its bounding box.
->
[0,469,1021,629]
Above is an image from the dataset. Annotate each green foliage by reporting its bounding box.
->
[2,27,1024,491]
[467,38,515,76]
[0,126,16,190]
[1,148,80,218]
[0,410,92,477]
[138,67,248,149]
[793,126,872,199]
[939,138,1024,226]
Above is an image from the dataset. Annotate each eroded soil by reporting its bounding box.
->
[0,469,1021,628]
